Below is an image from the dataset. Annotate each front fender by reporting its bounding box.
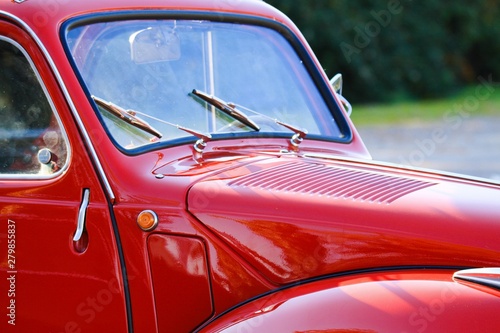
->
[198,268,500,333]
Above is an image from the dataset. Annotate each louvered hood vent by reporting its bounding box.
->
[228,162,436,204]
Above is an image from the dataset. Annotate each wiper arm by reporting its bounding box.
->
[92,96,163,139]
[233,103,308,149]
[191,89,260,131]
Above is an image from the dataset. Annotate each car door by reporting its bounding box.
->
[0,21,128,332]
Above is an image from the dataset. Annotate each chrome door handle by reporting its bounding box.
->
[73,189,90,242]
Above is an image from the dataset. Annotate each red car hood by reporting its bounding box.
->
[186,153,500,285]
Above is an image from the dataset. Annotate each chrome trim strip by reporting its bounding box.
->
[0,11,116,201]
[304,153,500,187]
[453,267,500,291]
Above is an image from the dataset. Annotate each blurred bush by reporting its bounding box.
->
[265,0,500,103]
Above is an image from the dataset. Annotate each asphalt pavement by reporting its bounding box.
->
[355,115,500,181]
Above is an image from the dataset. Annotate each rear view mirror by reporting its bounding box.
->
[330,73,352,117]
[129,26,181,64]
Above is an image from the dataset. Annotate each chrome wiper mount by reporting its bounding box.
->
[275,120,308,148]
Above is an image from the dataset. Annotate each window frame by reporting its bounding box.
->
[61,11,353,156]
[0,35,71,180]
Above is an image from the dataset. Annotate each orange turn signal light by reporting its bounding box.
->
[137,210,158,231]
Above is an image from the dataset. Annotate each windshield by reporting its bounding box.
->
[65,19,344,150]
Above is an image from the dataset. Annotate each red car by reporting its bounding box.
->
[1,0,500,332]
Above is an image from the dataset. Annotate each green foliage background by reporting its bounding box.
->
[265,0,500,103]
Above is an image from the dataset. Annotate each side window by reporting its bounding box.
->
[0,37,68,176]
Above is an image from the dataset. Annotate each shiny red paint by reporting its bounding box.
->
[147,234,212,332]
[0,17,128,333]
[188,156,500,284]
[199,269,500,332]
[0,1,499,333]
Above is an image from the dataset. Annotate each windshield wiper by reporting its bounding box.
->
[94,96,212,158]
[231,103,308,149]
[191,89,308,149]
[191,89,260,131]
[92,96,163,139]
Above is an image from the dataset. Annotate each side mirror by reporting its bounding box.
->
[330,73,343,95]
[330,73,352,117]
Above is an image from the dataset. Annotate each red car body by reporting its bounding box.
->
[0,0,499,332]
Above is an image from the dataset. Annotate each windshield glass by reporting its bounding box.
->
[65,19,343,150]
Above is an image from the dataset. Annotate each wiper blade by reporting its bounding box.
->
[92,96,163,139]
[191,89,260,131]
